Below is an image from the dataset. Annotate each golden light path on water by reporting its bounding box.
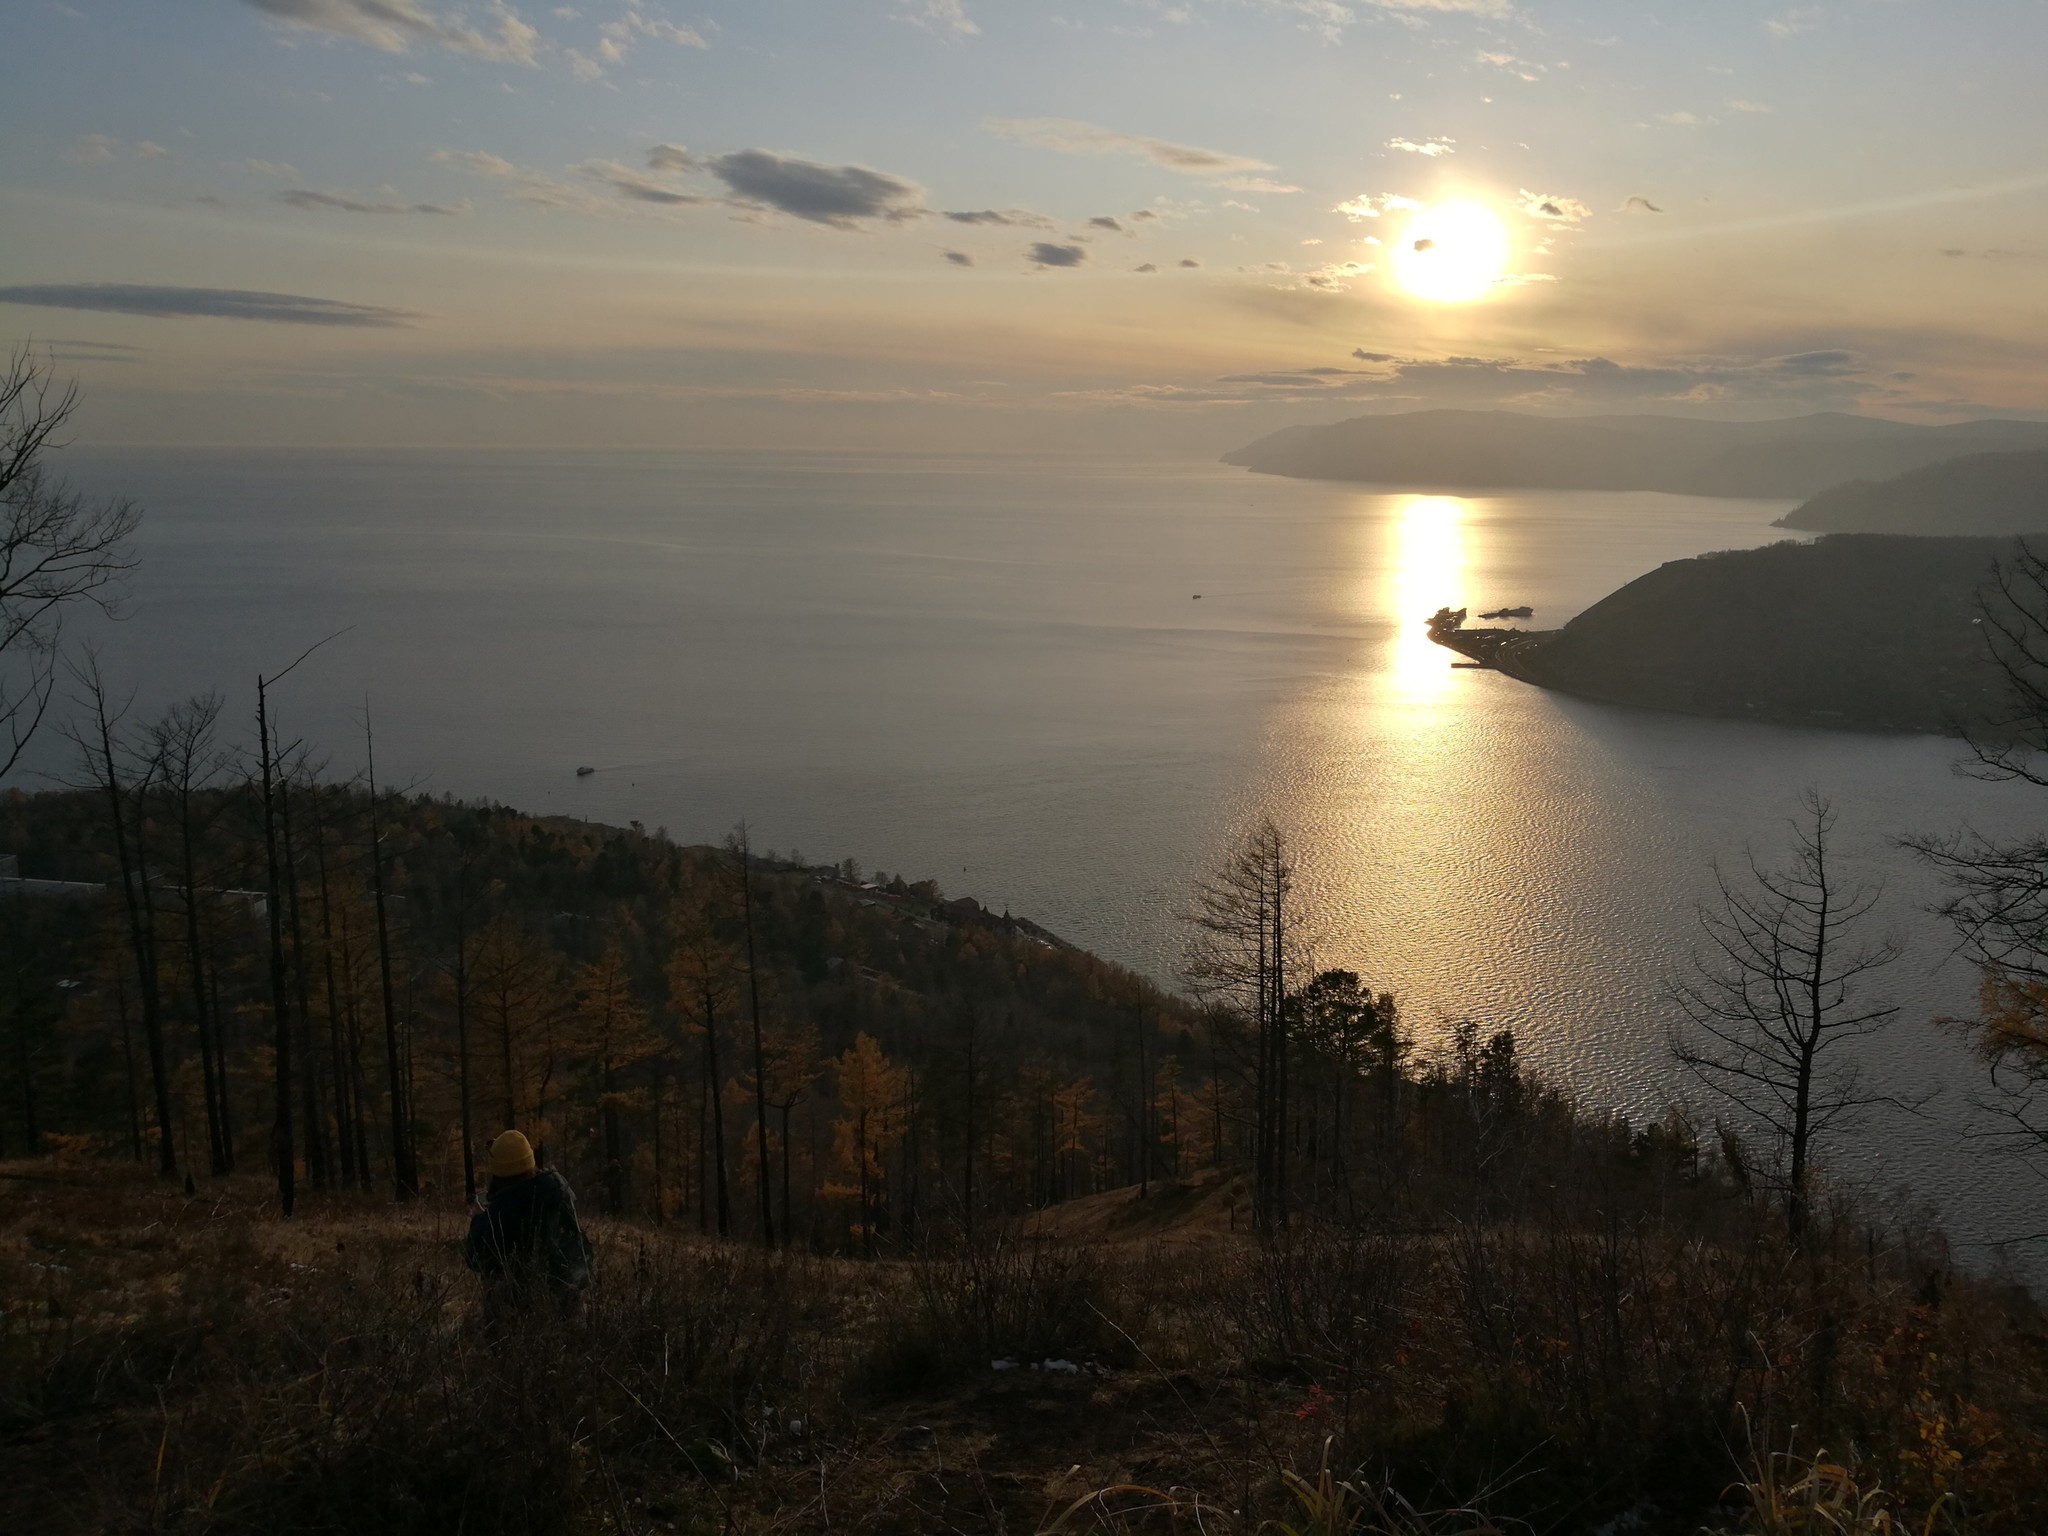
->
[1256,487,1726,1080]
[1381,495,1467,701]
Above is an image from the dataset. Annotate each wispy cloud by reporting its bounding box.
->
[1028,242,1088,268]
[64,135,167,164]
[985,117,1274,176]
[1387,136,1454,156]
[1765,6,1820,37]
[238,0,541,64]
[942,208,1054,228]
[279,187,469,214]
[899,0,977,37]
[579,158,712,205]
[1335,191,1422,220]
[0,282,419,326]
[435,147,613,213]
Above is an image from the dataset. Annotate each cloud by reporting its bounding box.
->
[279,187,469,214]
[574,5,707,77]
[579,158,711,205]
[1335,191,1423,221]
[1135,263,1158,272]
[1178,257,1200,268]
[1088,215,1126,234]
[435,148,616,213]
[647,143,696,172]
[900,0,977,36]
[943,249,974,266]
[1365,0,1513,12]
[1942,247,2046,262]
[0,282,418,326]
[984,117,1274,176]
[704,150,925,226]
[64,134,167,164]
[1387,136,1454,156]
[1726,98,1773,114]
[943,208,1053,227]
[1516,189,1590,223]
[1620,195,1663,213]
[238,0,542,64]
[242,158,301,177]
[1476,48,1544,79]
[1655,111,1713,127]
[1222,176,1302,194]
[1765,6,1820,37]
[1028,242,1088,268]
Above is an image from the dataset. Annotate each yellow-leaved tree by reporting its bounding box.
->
[831,1032,903,1257]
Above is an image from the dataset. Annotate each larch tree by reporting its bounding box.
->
[1184,818,1307,1232]
[1672,790,1903,1243]
[832,1031,904,1258]
[667,895,737,1237]
[573,936,661,1216]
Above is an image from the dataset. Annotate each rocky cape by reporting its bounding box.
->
[1224,409,2048,498]
[1430,534,2013,733]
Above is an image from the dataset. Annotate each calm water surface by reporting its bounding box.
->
[42,448,2048,1265]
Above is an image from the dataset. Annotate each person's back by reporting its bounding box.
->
[465,1130,594,1316]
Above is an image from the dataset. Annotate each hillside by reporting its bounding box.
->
[1433,534,2010,732]
[1223,408,2048,497]
[1776,448,2048,535]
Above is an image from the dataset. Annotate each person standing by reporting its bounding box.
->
[465,1130,595,1317]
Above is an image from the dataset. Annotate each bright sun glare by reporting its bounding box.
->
[1391,202,1511,303]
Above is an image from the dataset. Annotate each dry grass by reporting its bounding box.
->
[4,1161,2047,1534]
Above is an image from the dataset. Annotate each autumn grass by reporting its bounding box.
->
[5,1161,2048,1534]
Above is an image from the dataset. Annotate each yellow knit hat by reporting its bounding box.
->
[488,1130,536,1178]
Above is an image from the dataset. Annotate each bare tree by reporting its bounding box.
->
[70,656,174,1176]
[148,693,233,1175]
[728,822,776,1248]
[1184,818,1307,1233]
[0,348,141,776]
[1911,541,2048,1178]
[1672,791,1902,1242]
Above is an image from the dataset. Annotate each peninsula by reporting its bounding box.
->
[1428,533,2011,732]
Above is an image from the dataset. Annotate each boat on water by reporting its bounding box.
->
[576,765,595,777]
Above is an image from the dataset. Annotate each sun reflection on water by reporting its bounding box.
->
[1382,494,1469,700]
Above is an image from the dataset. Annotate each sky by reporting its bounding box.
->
[3,0,2048,452]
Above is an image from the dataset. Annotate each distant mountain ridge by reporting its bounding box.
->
[1775,449,2048,535]
[1223,409,2048,498]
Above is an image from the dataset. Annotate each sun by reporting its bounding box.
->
[1390,202,1511,303]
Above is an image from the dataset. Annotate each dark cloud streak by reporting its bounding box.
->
[0,283,419,326]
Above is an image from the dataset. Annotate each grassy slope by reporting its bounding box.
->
[8,1160,2048,1534]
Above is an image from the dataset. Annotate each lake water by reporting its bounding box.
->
[37,447,2048,1267]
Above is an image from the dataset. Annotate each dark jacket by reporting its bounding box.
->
[465,1168,594,1293]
